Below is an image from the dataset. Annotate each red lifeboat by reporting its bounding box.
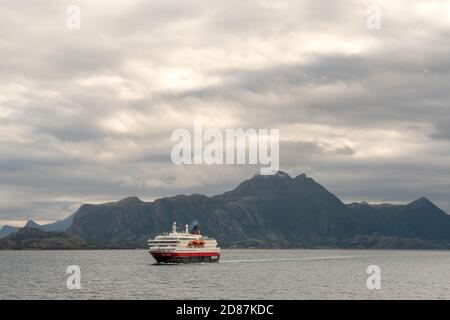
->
[188,239,205,247]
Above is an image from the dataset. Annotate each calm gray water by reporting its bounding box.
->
[0,249,449,299]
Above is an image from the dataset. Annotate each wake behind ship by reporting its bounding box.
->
[148,222,221,263]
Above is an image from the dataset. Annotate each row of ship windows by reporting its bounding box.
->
[150,246,174,248]
[153,238,205,241]
[150,241,179,244]
[149,240,214,243]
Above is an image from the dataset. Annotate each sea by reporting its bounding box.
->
[0,249,449,299]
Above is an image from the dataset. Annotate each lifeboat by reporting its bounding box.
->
[188,239,205,247]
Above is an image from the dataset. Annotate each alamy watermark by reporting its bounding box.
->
[66,5,81,31]
[170,120,279,175]
[366,5,381,30]
[366,265,381,290]
[66,265,81,290]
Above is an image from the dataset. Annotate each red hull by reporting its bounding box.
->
[150,251,220,263]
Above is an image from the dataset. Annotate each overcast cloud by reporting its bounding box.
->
[1,0,450,226]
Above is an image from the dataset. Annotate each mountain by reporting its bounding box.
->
[69,171,358,247]
[0,227,88,250]
[39,213,75,232]
[347,197,450,242]
[25,220,41,229]
[0,225,20,239]
[0,214,75,239]
[65,171,450,249]
[2,172,450,250]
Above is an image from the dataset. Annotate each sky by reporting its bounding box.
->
[1,0,450,227]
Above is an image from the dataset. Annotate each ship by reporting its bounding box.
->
[148,221,221,263]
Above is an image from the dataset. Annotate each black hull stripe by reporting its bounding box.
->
[153,255,220,264]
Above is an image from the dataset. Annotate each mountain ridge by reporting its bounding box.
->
[0,227,88,250]
[0,214,74,239]
[1,172,449,249]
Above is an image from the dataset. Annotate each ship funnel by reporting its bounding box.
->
[185,224,189,233]
[189,220,200,234]
[172,221,177,233]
